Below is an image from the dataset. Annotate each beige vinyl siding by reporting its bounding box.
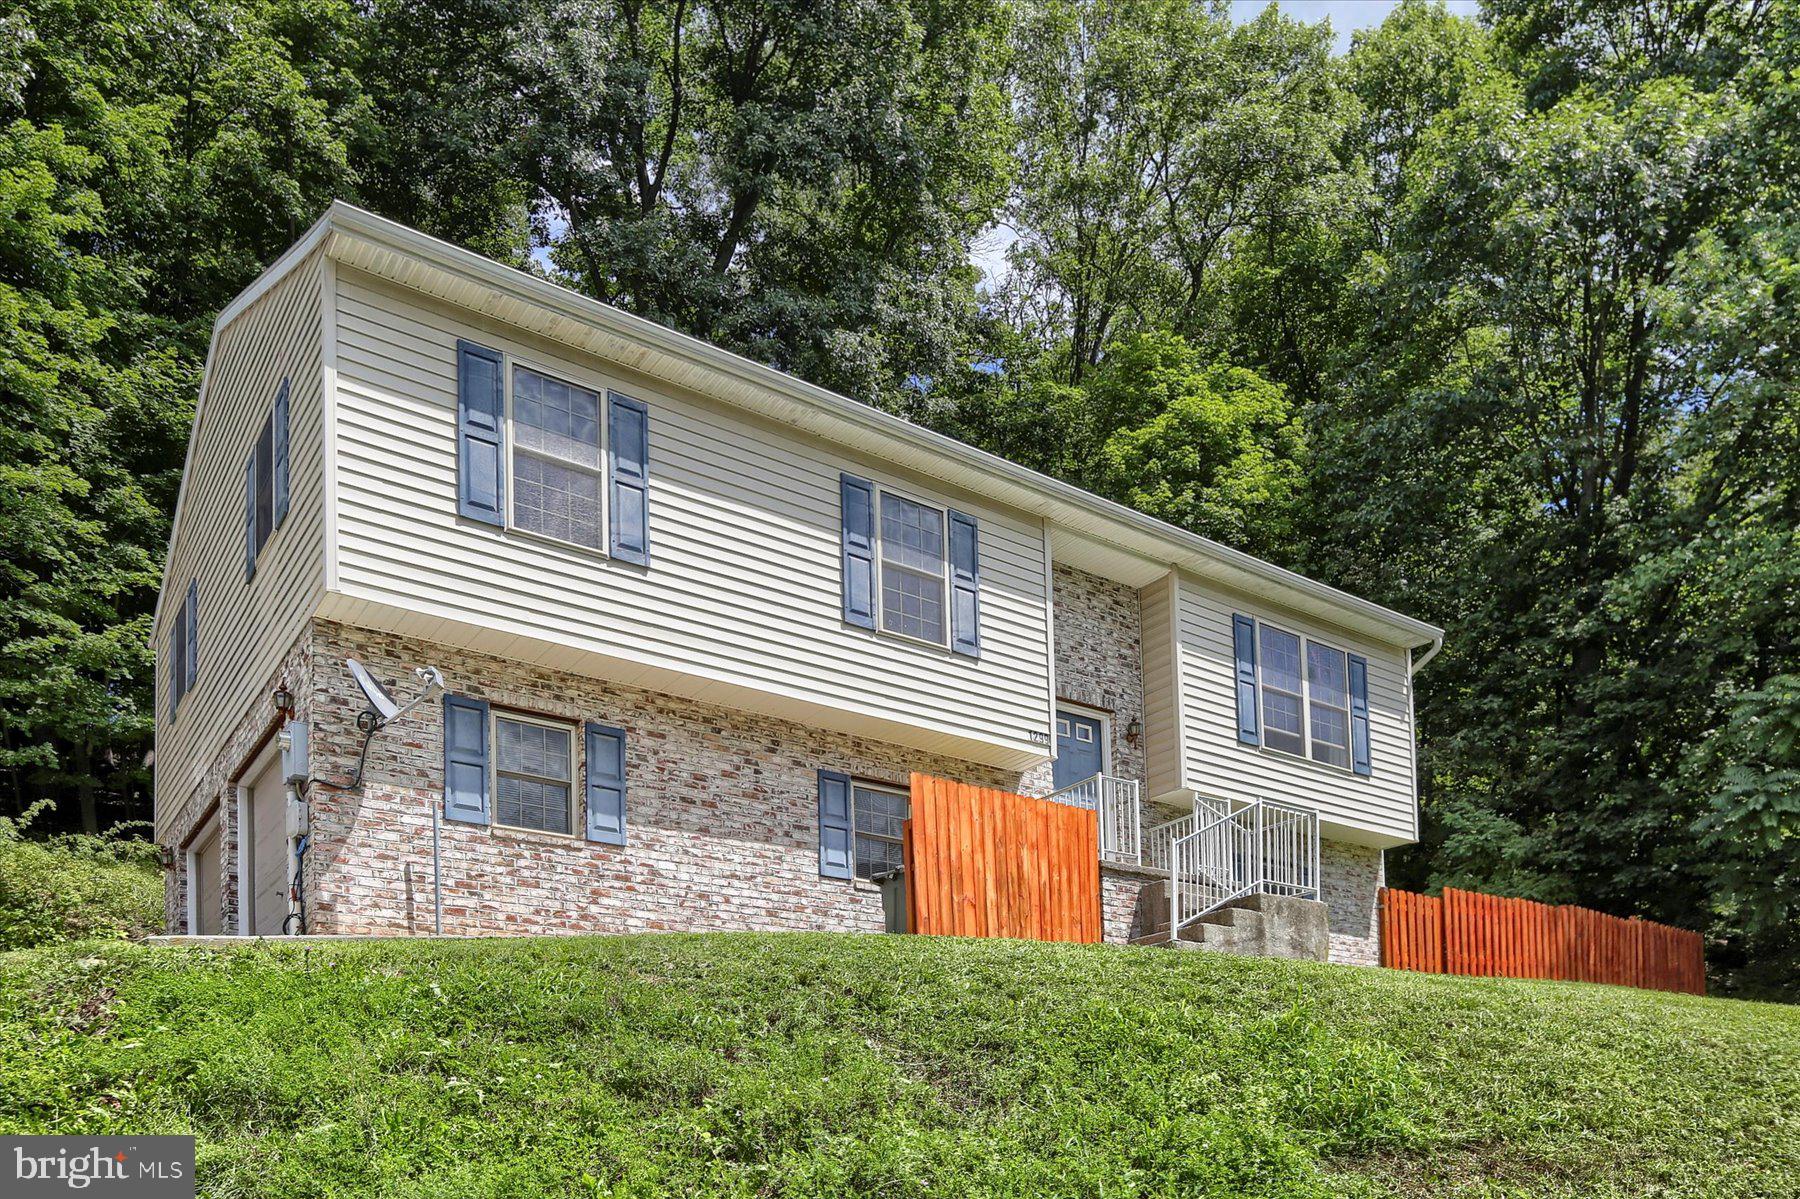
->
[153,251,327,840]
[328,269,1052,766]
[1138,573,1184,799]
[1175,574,1418,847]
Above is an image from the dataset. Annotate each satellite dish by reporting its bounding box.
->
[347,658,400,723]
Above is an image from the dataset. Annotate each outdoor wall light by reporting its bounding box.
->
[1126,717,1143,741]
[272,686,294,716]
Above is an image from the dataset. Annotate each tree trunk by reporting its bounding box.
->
[75,739,99,833]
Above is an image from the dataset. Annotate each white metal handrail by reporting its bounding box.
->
[1169,797,1320,935]
[1039,777,1320,936]
[1141,795,1228,873]
[1044,773,1142,864]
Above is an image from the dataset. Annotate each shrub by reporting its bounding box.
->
[0,805,163,949]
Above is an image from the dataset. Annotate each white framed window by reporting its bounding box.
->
[492,710,576,834]
[1306,641,1351,770]
[876,490,948,645]
[852,781,908,879]
[508,364,604,550]
[1255,621,1355,771]
[1258,624,1305,756]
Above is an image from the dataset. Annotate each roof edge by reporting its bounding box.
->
[164,200,1444,649]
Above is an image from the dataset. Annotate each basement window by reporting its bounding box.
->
[852,782,908,880]
[492,712,575,835]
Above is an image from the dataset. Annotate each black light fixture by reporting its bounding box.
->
[272,685,293,716]
[1126,716,1143,741]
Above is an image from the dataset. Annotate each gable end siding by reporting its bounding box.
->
[153,250,329,841]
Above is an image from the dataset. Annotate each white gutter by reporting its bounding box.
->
[1410,636,1445,676]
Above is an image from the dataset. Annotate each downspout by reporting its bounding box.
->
[1404,635,1443,850]
[432,787,443,935]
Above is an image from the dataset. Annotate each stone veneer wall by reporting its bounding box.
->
[1321,839,1384,965]
[1100,865,1158,944]
[1018,564,1146,797]
[302,619,1023,936]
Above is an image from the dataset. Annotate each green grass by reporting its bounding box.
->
[0,817,163,949]
[1,935,1794,1198]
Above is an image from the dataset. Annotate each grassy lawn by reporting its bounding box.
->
[1,934,1794,1198]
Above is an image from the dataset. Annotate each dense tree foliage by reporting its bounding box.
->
[2,0,1794,993]
[1,0,364,830]
[356,0,1014,402]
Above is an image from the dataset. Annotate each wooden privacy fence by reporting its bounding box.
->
[903,773,1101,943]
[1381,886,1704,995]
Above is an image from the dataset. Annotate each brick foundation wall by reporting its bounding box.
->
[154,575,1389,969]
[306,605,1170,943]
[298,573,1158,941]
[1321,839,1384,966]
[1100,865,1159,943]
[302,620,1024,937]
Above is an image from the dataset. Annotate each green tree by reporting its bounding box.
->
[1309,0,1800,994]
[1087,332,1305,559]
[1,0,364,829]
[1003,0,1345,384]
[359,0,1015,406]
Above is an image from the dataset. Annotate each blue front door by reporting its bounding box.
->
[1053,710,1106,789]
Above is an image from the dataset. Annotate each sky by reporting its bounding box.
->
[1229,0,1481,53]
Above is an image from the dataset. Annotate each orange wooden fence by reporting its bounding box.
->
[903,773,1100,942]
[1380,886,1704,994]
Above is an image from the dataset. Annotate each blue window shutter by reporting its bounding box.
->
[456,341,505,526]
[839,475,876,629]
[818,769,853,879]
[168,617,184,719]
[184,580,198,694]
[442,694,491,824]
[584,722,628,845]
[1233,613,1260,745]
[272,378,290,528]
[948,509,981,658]
[244,453,257,580]
[1348,654,1372,776]
[608,392,650,565]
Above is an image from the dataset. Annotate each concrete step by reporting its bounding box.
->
[1195,906,1263,931]
[1130,888,1333,962]
[1137,879,1170,919]
[1233,892,1329,959]
[1186,921,1266,956]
